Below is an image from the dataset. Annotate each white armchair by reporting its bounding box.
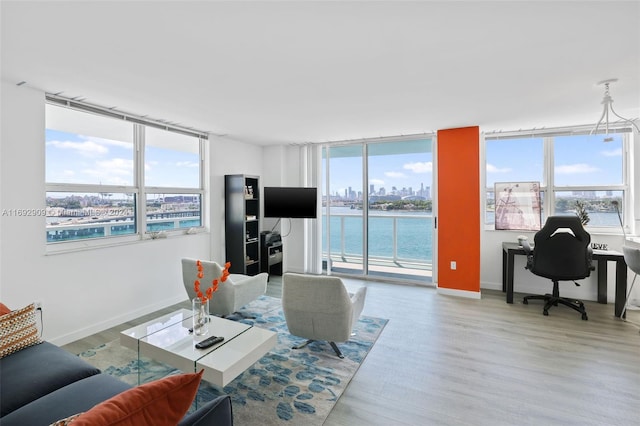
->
[181,258,268,317]
[282,273,367,358]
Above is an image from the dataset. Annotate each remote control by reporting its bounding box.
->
[195,335,224,349]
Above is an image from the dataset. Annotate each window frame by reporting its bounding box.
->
[45,97,207,253]
[484,125,634,235]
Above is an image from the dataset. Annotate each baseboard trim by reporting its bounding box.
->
[437,287,482,299]
[49,294,187,346]
[480,281,503,291]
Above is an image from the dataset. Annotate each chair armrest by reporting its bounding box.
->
[178,395,233,426]
[521,240,534,270]
[587,245,595,271]
[226,273,268,312]
[349,286,367,324]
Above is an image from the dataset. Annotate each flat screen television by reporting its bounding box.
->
[263,187,318,218]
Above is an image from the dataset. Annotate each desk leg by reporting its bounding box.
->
[502,249,507,292]
[506,251,515,304]
[597,259,607,304]
[615,259,627,318]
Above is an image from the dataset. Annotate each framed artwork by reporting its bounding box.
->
[494,181,542,231]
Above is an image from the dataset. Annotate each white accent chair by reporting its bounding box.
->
[622,246,640,328]
[282,273,367,358]
[181,258,268,317]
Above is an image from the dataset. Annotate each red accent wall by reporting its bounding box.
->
[437,126,480,293]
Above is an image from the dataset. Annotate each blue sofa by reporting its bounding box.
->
[0,342,233,425]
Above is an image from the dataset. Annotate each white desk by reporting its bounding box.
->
[121,309,277,387]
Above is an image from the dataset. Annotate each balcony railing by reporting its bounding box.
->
[323,212,433,278]
[46,212,200,243]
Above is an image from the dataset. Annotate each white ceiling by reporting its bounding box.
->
[2,1,639,145]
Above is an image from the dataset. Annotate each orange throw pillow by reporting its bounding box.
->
[0,302,11,315]
[71,371,203,426]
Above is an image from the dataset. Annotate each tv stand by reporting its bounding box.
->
[261,231,283,278]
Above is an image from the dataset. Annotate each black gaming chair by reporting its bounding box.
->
[521,215,594,320]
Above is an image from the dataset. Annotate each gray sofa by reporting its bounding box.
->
[0,341,233,425]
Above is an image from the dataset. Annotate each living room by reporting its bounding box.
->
[1,1,639,425]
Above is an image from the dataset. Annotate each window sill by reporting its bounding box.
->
[45,228,207,255]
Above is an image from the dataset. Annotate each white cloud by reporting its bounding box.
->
[403,161,432,173]
[486,163,511,173]
[370,178,385,185]
[555,163,599,174]
[176,161,199,168]
[47,139,108,157]
[94,138,132,149]
[80,158,134,185]
[385,171,407,178]
[601,148,622,157]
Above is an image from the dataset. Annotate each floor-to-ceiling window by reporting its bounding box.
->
[322,137,433,282]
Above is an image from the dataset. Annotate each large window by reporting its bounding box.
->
[485,127,630,232]
[45,99,205,246]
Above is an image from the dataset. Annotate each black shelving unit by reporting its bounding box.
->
[225,174,260,276]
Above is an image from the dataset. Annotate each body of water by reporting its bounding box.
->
[323,207,433,262]
[324,208,622,263]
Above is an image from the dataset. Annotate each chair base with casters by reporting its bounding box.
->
[523,280,588,320]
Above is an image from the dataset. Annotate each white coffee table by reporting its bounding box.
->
[120,308,276,387]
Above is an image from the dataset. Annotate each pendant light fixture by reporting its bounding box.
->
[591,78,640,136]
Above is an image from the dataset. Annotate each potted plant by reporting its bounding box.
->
[574,200,590,226]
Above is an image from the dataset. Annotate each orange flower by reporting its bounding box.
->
[193,260,231,303]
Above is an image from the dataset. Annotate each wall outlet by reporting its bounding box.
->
[34,301,42,310]
[450,261,457,270]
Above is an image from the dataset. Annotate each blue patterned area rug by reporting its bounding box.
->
[78,296,387,425]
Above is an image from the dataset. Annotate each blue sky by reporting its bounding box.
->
[45,129,199,188]
[486,134,623,188]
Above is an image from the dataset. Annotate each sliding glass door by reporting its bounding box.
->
[323,145,364,275]
[322,137,433,282]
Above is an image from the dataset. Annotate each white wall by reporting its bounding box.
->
[209,135,266,262]
[0,83,265,345]
[261,145,307,273]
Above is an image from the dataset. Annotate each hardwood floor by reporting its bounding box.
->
[63,277,640,426]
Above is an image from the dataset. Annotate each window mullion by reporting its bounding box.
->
[544,136,554,217]
[135,124,146,236]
